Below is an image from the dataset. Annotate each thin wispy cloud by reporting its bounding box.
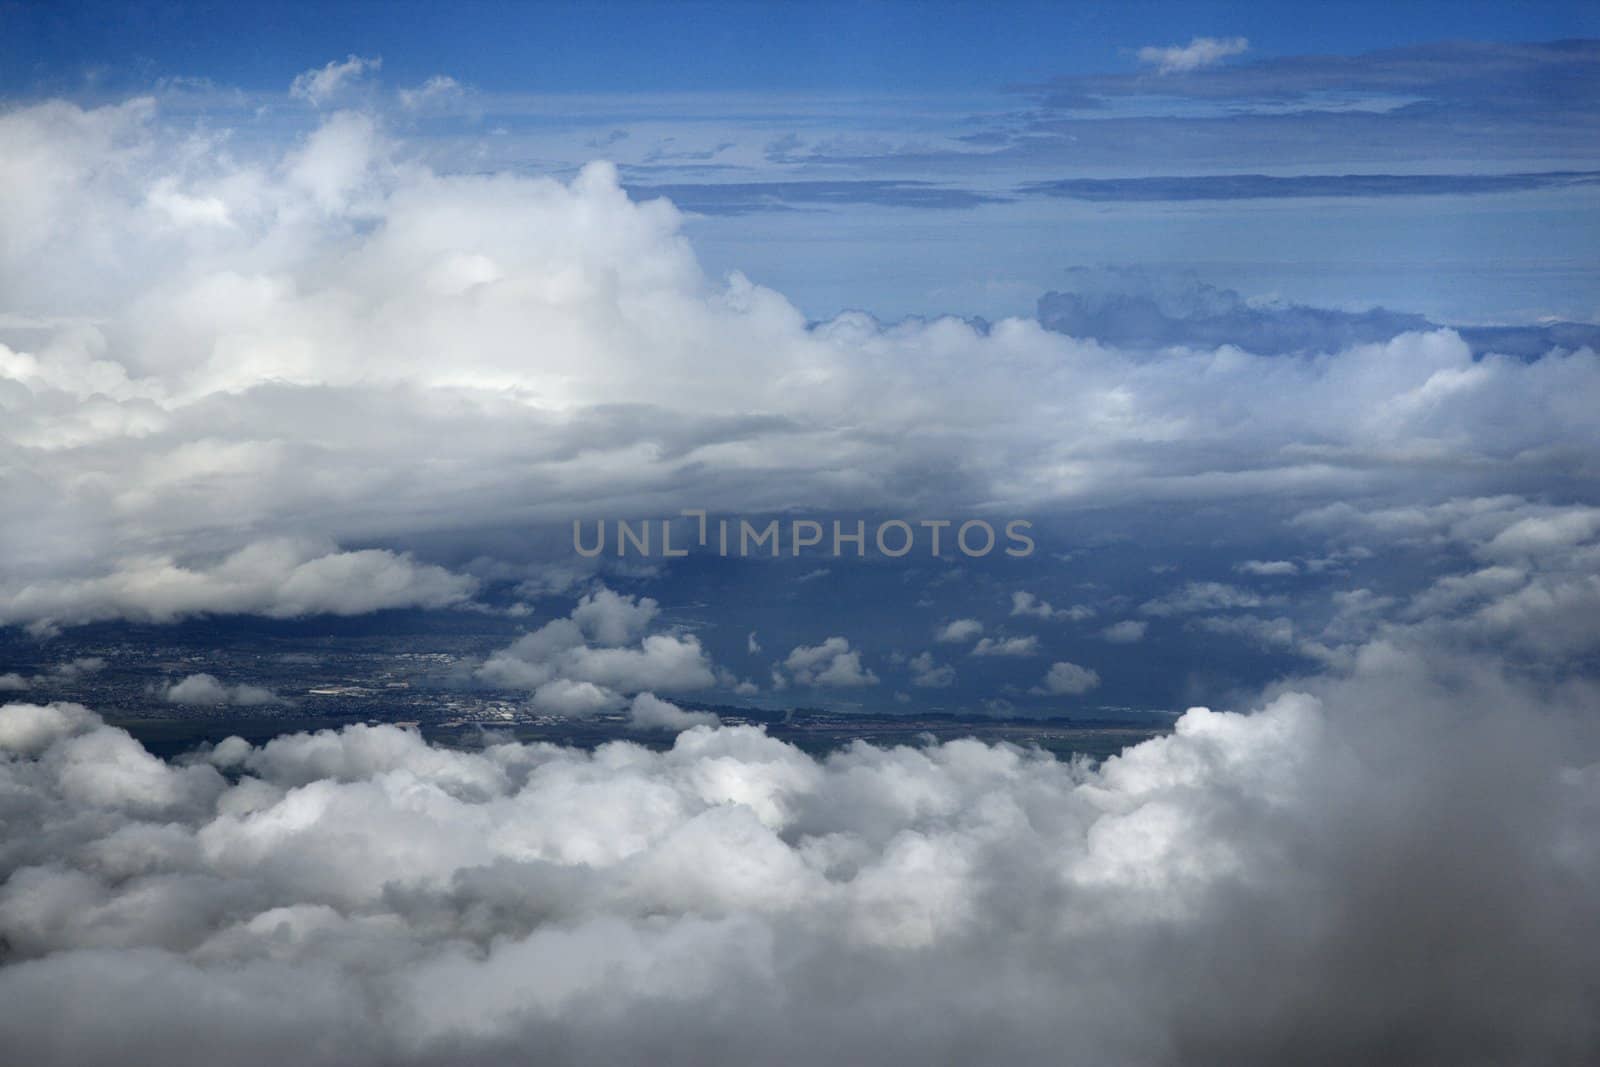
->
[1137,35,1249,74]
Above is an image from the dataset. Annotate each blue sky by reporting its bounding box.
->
[7,1,1600,93]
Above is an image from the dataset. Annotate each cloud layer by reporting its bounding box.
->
[1,96,1596,636]
[2,633,1597,1064]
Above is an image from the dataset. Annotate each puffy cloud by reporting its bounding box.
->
[1141,582,1267,617]
[971,635,1039,657]
[51,657,105,679]
[397,75,463,111]
[164,673,285,708]
[0,65,1597,1067]
[531,678,623,716]
[1011,590,1093,621]
[0,660,109,690]
[478,588,717,710]
[908,651,956,689]
[1102,619,1148,644]
[0,540,479,635]
[570,587,660,646]
[1236,559,1299,577]
[1137,36,1249,74]
[782,637,878,687]
[1,96,1596,640]
[1,638,1595,1063]
[1036,660,1101,695]
[1290,497,1600,662]
[627,692,719,731]
[935,618,984,643]
[290,55,382,106]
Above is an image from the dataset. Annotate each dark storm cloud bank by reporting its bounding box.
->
[1037,270,1600,357]
[1,637,1598,1065]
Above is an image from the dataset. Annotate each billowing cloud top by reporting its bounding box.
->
[2,629,1598,1063]
[1,96,1596,635]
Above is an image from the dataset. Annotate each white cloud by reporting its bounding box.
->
[3,637,1593,1062]
[531,678,623,716]
[0,540,479,635]
[908,651,955,689]
[479,588,717,707]
[0,68,1595,1067]
[0,98,1596,641]
[628,692,719,731]
[783,637,879,687]
[1236,560,1299,577]
[290,55,381,106]
[1102,619,1148,644]
[1137,36,1249,74]
[971,635,1039,657]
[935,618,984,643]
[164,673,284,707]
[1011,590,1093,621]
[50,657,105,679]
[1141,582,1266,617]
[1035,660,1101,695]
[571,587,659,646]
[397,75,462,111]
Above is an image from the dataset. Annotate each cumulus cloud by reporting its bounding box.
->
[479,588,716,709]
[0,673,29,692]
[0,62,1596,1066]
[908,651,956,689]
[627,692,719,731]
[49,656,105,679]
[0,95,1593,642]
[397,74,463,111]
[1,637,1596,1063]
[290,55,382,106]
[935,618,984,643]
[1236,559,1299,577]
[1035,660,1101,695]
[1289,497,1600,662]
[971,635,1039,657]
[1138,36,1249,74]
[0,540,479,635]
[1141,582,1267,617]
[164,673,286,708]
[782,637,879,687]
[1102,619,1148,644]
[1011,590,1093,621]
